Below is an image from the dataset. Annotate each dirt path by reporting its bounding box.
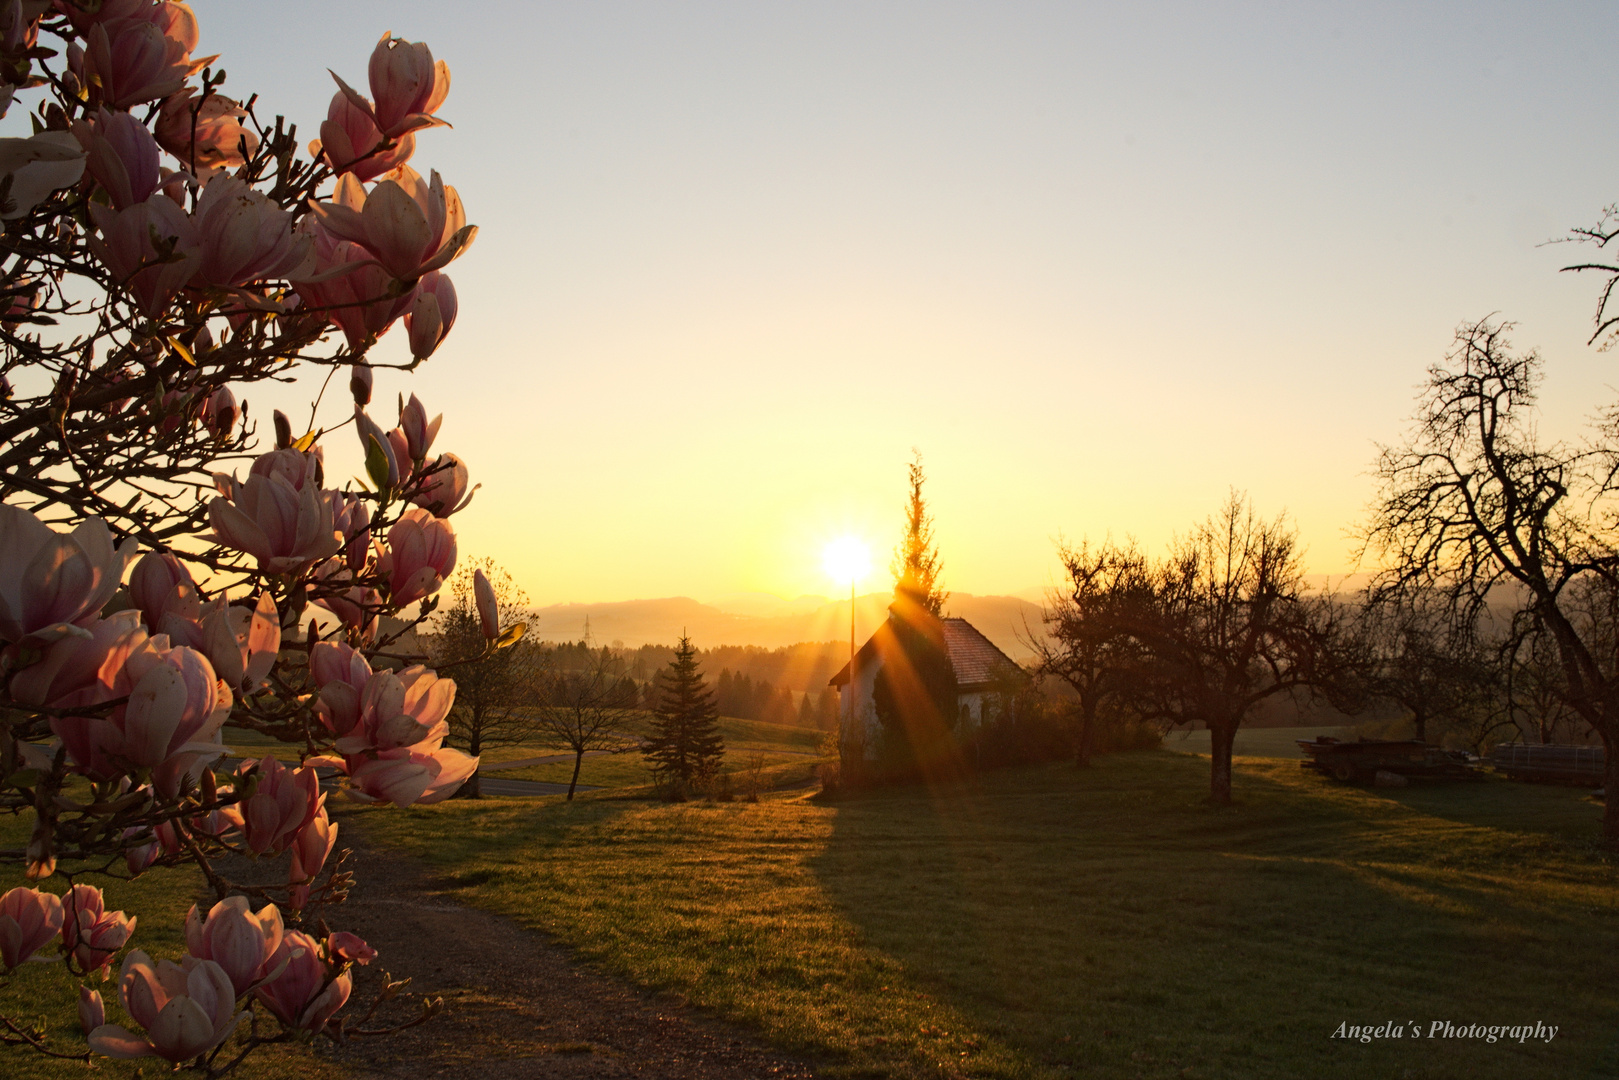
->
[251,824,820,1079]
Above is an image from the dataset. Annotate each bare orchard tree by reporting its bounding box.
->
[535,645,643,800]
[1036,539,1153,765]
[1362,321,1619,840]
[1131,493,1343,804]
[434,558,544,797]
[1357,593,1492,743]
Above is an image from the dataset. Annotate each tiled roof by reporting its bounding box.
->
[829,616,1025,689]
[940,617,1024,689]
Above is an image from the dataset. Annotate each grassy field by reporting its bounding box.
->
[470,715,828,790]
[0,809,346,1080]
[349,750,1619,1080]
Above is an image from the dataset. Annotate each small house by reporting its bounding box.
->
[828,614,1028,766]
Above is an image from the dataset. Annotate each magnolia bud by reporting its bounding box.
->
[78,987,105,1034]
[273,409,293,449]
[349,364,373,406]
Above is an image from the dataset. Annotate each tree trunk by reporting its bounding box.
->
[567,750,584,801]
[1412,712,1427,743]
[1604,732,1619,847]
[1075,702,1097,767]
[1209,723,1236,805]
[460,729,484,799]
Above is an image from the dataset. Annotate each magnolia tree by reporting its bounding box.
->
[0,2,518,1072]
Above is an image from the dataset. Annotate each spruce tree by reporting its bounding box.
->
[642,635,726,785]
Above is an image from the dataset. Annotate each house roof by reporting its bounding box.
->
[939,617,1025,689]
[829,615,1026,690]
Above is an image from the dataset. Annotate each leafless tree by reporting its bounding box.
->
[1131,493,1342,804]
[1036,539,1153,765]
[1362,320,1619,840]
[535,646,643,799]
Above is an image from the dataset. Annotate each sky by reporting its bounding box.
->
[182,1,1619,606]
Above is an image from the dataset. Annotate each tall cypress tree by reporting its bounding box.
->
[642,635,725,785]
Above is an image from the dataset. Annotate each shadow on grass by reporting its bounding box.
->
[807,751,1619,1080]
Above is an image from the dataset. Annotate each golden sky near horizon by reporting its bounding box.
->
[142,4,1619,605]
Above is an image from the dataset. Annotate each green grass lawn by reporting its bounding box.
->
[349,750,1619,1080]
[486,716,828,789]
[0,809,348,1080]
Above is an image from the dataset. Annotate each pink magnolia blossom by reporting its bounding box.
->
[73,106,161,209]
[183,896,282,998]
[90,951,240,1061]
[292,220,416,349]
[86,193,201,318]
[155,87,258,172]
[474,568,498,640]
[190,592,278,693]
[311,88,414,182]
[309,640,372,695]
[209,448,343,574]
[78,13,208,110]
[345,744,477,806]
[8,611,146,715]
[80,986,105,1035]
[307,167,474,283]
[190,176,311,288]
[329,492,372,572]
[353,404,400,488]
[255,930,350,1031]
[405,269,456,359]
[0,504,138,646]
[0,885,64,969]
[223,757,320,856]
[0,131,87,219]
[380,507,456,606]
[129,551,200,632]
[312,650,454,756]
[50,634,231,795]
[61,883,136,974]
[287,808,337,910]
[365,32,450,137]
[201,385,237,439]
[397,392,440,463]
[410,452,472,518]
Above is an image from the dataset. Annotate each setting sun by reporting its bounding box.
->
[822,536,872,586]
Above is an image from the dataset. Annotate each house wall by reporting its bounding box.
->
[838,659,883,765]
[841,662,998,762]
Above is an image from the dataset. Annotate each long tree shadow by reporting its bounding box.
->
[808,752,1619,1080]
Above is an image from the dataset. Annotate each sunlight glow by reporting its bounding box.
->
[823,536,872,586]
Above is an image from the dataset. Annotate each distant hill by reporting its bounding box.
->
[527,592,1047,659]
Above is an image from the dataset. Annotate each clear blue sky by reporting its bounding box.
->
[191,2,1619,603]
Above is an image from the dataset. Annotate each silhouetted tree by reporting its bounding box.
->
[535,645,642,800]
[1133,493,1341,804]
[434,559,544,799]
[1037,539,1153,765]
[1362,321,1619,840]
[643,635,726,786]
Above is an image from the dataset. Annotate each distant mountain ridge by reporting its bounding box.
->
[527,592,1047,659]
